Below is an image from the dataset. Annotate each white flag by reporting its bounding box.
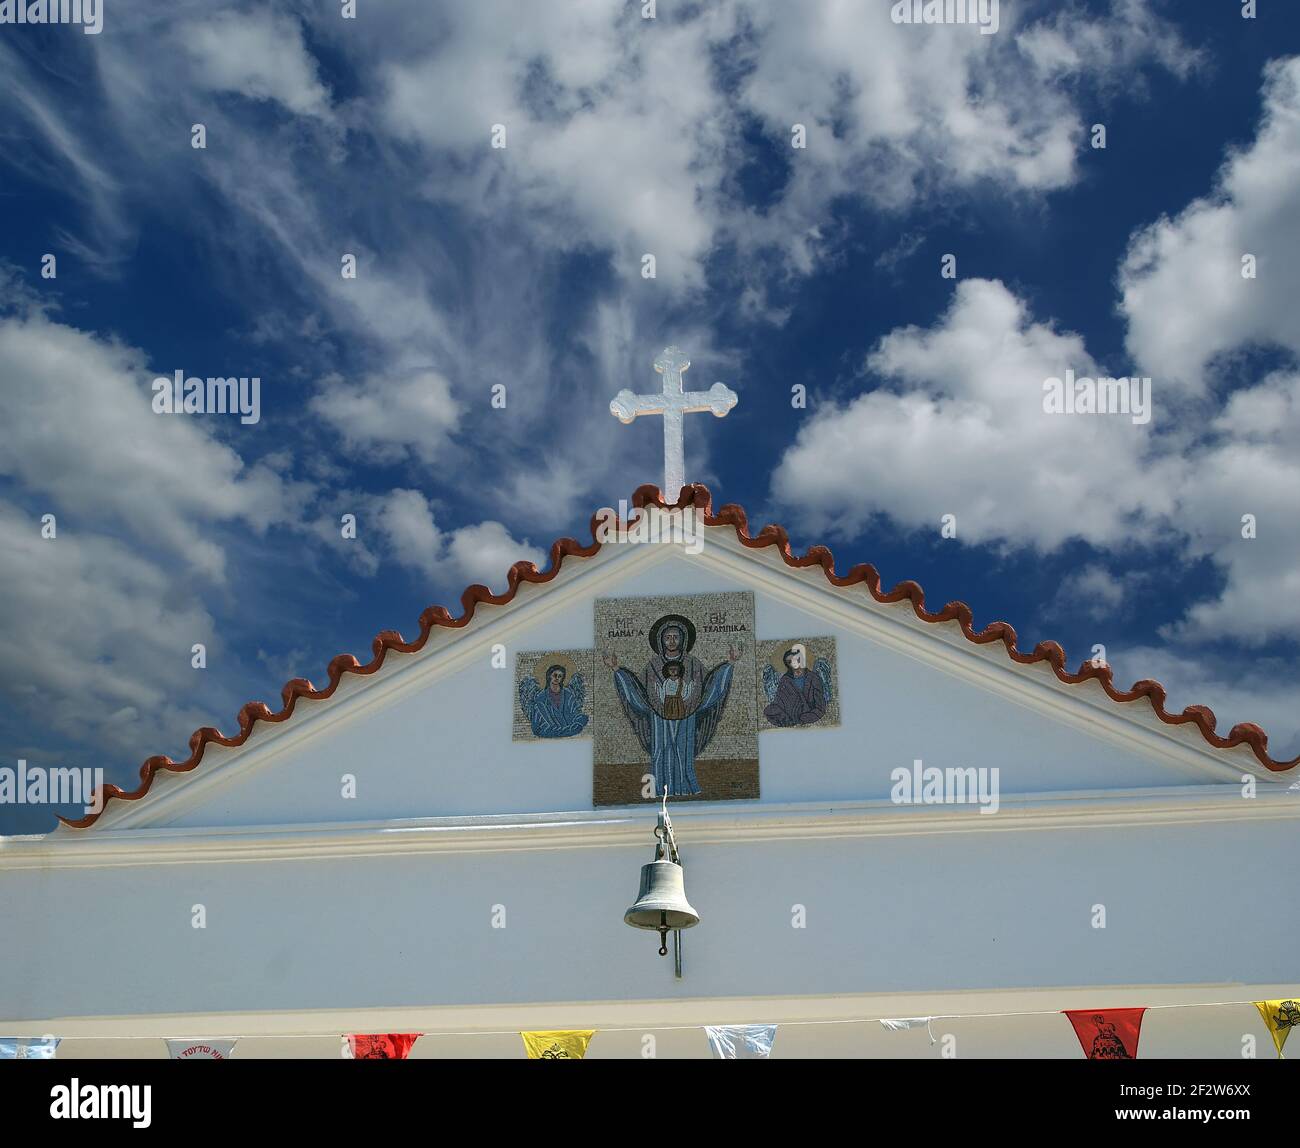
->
[879,1017,936,1044]
[0,1037,60,1059]
[166,1039,237,1060]
[705,1025,778,1059]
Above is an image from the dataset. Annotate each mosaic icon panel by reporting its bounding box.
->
[513,648,595,741]
[593,591,759,806]
[754,636,840,732]
[511,593,840,806]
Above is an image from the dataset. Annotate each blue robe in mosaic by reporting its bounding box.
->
[519,675,588,738]
[612,657,734,797]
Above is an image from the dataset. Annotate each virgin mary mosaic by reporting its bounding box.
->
[593,592,758,805]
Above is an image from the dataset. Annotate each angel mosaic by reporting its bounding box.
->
[761,643,833,727]
[518,657,589,739]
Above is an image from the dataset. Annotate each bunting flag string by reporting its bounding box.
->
[704,1024,778,1059]
[520,1030,596,1059]
[1254,999,1298,1059]
[1063,1009,1146,1060]
[20,996,1300,1055]
[346,1033,422,1060]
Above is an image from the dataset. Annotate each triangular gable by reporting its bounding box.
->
[61,485,1297,833]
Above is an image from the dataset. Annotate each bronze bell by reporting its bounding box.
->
[625,844,699,956]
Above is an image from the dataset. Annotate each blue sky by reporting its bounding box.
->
[1,0,1298,833]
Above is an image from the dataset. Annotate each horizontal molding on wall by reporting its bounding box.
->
[4,785,1297,870]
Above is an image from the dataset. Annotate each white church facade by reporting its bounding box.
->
[2,481,1297,1059]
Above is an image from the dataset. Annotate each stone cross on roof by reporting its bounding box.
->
[609,346,738,501]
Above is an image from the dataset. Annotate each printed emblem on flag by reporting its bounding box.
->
[1063,1009,1146,1060]
[347,1033,421,1059]
[1255,999,1299,1058]
[166,1039,237,1060]
[520,1030,595,1059]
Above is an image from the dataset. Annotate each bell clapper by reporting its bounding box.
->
[624,786,700,974]
[656,792,674,957]
[658,790,684,973]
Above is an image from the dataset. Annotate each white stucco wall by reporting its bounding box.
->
[4,817,1299,1018]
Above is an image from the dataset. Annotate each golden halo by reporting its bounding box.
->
[534,654,578,689]
[769,641,809,675]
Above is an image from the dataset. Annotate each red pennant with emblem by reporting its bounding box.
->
[1064,1009,1146,1059]
[347,1033,421,1060]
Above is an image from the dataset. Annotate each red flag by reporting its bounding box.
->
[1064,1009,1146,1059]
[347,1033,421,1060]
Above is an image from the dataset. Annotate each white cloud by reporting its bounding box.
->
[772,278,1174,548]
[773,57,1300,646]
[1120,57,1300,390]
[1053,564,1144,622]
[0,301,319,778]
[0,40,133,272]
[1163,372,1300,644]
[0,499,218,760]
[772,284,1300,645]
[740,2,1077,197]
[769,279,1300,647]
[1016,0,1201,85]
[310,370,461,467]
[375,0,1198,291]
[381,2,730,290]
[447,520,548,587]
[0,306,301,580]
[729,0,1197,272]
[178,11,332,118]
[366,488,545,592]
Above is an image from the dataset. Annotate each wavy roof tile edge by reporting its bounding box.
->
[60,483,1297,830]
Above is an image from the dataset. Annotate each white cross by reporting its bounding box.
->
[609,346,738,500]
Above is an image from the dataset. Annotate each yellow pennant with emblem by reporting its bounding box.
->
[521,1030,595,1059]
[1254,1000,1299,1059]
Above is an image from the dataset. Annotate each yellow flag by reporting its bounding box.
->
[1254,999,1299,1059]
[521,1030,595,1059]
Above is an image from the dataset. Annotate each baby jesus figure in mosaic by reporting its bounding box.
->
[601,613,742,797]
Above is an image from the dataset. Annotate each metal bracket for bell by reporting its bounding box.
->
[624,789,699,976]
